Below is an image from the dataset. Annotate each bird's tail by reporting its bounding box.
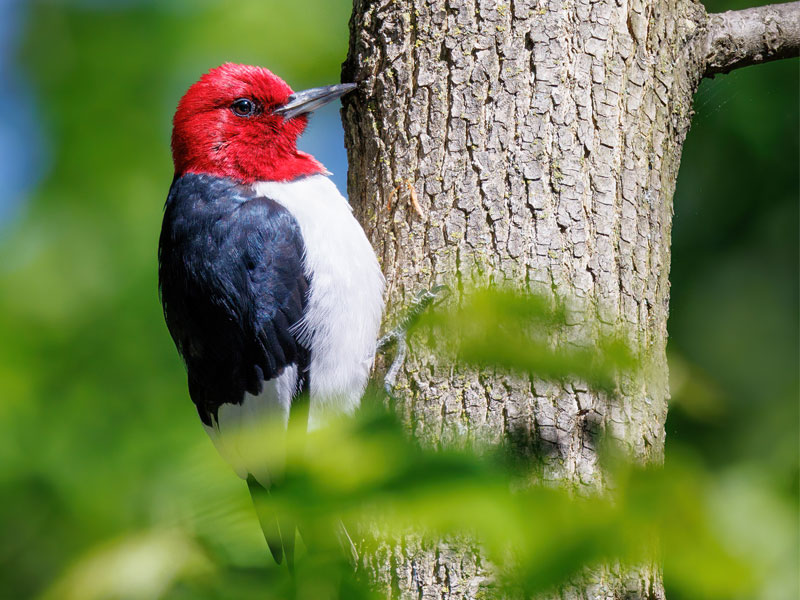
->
[246,474,296,568]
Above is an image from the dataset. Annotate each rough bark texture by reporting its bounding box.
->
[342,0,708,597]
[703,1,800,77]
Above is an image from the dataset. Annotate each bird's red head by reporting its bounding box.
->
[172,63,353,183]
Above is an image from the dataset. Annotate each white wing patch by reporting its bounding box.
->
[204,365,297,488]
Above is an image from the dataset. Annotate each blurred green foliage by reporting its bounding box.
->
[414,288,638,389]
[0,0,796,599]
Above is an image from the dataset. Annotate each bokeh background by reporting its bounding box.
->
[0,0,796,598]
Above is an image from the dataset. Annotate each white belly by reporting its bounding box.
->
[254,175,385,429]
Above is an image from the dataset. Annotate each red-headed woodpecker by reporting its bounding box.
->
[158,63,384,564]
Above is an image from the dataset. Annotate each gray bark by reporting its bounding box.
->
[703,1,800,77]
[340,0,794,598]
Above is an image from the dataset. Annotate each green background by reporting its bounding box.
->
[0,0,796,598]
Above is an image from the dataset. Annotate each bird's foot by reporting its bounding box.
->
[378,285,450,396]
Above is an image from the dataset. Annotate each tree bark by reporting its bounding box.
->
[341,0,793,598]
[703,1,800,77]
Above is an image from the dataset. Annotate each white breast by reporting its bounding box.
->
[254,175,385,429]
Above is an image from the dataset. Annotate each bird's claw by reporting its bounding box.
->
[378,285,450,395]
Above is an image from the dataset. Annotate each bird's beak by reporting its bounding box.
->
[274,83,358,120]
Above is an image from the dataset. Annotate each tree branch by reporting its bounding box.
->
[703,1,800,77]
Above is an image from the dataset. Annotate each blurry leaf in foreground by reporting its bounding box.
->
[703,466,799,600]
[36,403,766,600]
[241,402,755,598]
[40,529,212,600]
[31,282,784,599]
[412,288,638,389]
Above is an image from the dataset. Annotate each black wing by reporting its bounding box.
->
[159,174,310,426]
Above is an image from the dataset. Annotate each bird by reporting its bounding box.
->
[158,63,385,566]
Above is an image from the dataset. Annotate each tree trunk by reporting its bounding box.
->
[341,0,796,598]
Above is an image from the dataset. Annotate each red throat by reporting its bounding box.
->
[171,63,326,183]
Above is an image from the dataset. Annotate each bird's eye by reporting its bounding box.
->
[231,98,256,117]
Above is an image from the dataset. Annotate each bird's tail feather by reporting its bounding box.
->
[245,371,309,568]
[278,514,296,571]
[247,474,295,567]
